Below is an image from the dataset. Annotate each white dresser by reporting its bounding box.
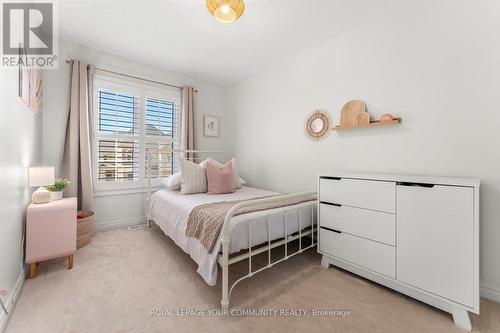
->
[318,173,479,331]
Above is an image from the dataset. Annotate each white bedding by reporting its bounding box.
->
[148,186,315,286]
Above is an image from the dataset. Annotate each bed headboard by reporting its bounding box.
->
[170,149,233,164]
[145,149,233,176]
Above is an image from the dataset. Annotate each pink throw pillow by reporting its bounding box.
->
[206,161,236,195]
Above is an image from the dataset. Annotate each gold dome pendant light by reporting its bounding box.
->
[206,0,245,23]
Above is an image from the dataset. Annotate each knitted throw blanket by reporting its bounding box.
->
[185,194,315,252]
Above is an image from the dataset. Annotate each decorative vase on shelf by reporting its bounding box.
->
[50,191,63,201]
[379,113,394,122]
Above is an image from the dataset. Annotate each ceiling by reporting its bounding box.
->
[59,0,402,84]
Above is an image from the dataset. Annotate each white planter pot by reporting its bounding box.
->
[50,191,63,201]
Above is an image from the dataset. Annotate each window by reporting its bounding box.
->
[93,74,180,192]
[97,90,140,182]
[144,97,177,179]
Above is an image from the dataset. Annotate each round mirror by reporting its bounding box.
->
[306,111,330,139]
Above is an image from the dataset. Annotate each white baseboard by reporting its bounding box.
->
[95,216,147,231]
[0,269,25,333]
[480,285,500,304]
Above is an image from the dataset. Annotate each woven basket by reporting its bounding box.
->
[77,211,95,249]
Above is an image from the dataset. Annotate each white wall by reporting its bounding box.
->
[0,69,42,329]
[43,40,230,229]
[229,0,500,299]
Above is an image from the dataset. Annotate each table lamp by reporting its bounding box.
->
[29,166,54,204]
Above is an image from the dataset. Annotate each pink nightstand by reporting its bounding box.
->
[26,197,77,278]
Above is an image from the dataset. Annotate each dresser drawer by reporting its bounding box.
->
[320,203,395,245]
[319,228,395,278]
[319,178,395,213]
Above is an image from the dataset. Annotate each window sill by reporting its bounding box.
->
[94,186,163,197]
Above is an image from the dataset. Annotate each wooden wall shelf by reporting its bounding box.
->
[332,118,401,131]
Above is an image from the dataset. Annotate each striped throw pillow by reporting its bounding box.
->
[180,159,208,194]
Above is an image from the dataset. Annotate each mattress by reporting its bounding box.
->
[148,186,315,286]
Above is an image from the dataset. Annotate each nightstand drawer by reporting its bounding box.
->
[320,203,395,245]
[319,178,395,213]
[319,228,395,278]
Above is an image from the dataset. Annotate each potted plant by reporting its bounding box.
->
[47,178,71,201]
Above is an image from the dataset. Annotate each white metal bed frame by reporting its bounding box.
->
[146,150,318,309]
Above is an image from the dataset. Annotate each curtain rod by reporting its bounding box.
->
[64,59,198,92]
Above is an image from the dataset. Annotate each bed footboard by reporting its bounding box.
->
[217,191,317,309]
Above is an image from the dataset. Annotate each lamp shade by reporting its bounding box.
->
[206,0,245,23]
[29,167,54,187]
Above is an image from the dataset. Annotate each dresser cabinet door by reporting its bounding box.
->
[396,184,475,307]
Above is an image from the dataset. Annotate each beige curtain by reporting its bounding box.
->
[181,86,196,160]
[61,60,95,211]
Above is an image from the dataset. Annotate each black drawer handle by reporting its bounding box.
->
[320,201,341,207]
[321,176,341,180]
[321,226,342,234]
[397,182,435,188]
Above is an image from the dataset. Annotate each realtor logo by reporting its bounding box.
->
[1,1,58,68]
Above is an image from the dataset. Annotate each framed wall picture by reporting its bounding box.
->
[28,68,43,114]
[204,115,219,137]
[19,48,30,106]
[18,47,43,115]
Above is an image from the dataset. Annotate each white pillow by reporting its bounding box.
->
[200,157,243,189]
[231,158,243,189]
[162,172,181,190]
[180,159,207,194]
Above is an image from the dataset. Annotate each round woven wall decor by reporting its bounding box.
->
[306,111,330,140]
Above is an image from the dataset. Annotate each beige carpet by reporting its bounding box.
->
[5,225,500,333]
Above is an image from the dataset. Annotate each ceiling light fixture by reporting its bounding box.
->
[206,0,245,24]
